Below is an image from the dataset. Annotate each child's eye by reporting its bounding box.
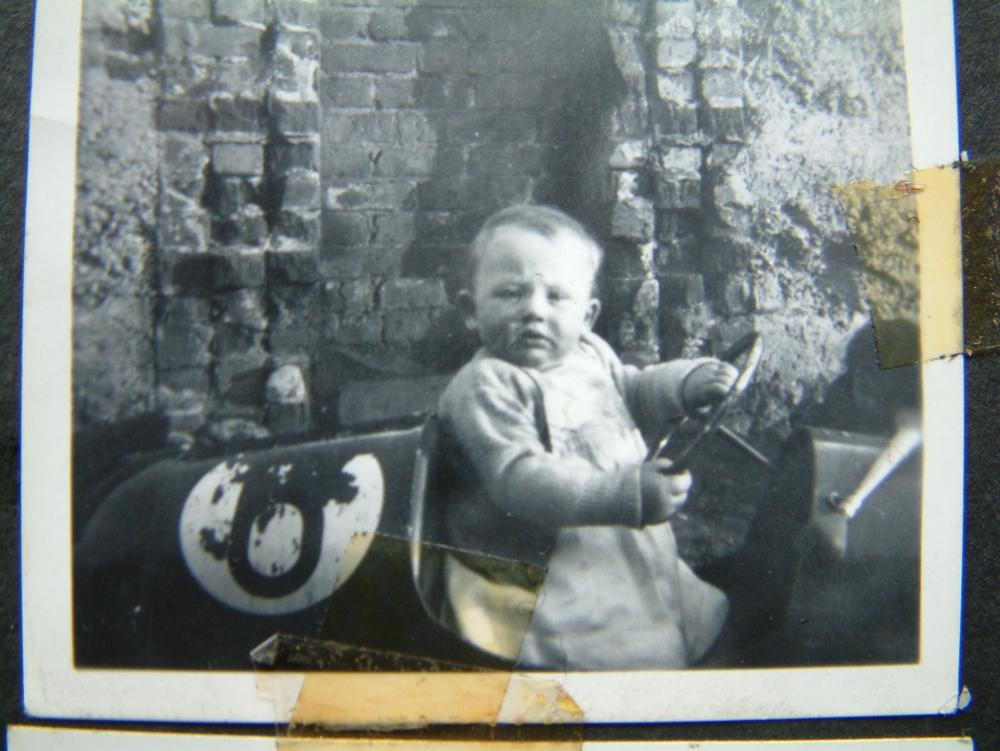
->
[496,287,523,300]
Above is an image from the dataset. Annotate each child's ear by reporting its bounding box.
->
[457,290,478,331]
[584,298,601,329]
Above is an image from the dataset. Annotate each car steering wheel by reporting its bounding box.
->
[647,333,763,467]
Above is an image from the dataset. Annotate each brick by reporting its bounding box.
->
[213,288,267,330]
[701,233,754,273]
[341,278,376,311]
[211,207,267,246]
[332,313,382,345]
[319,8,371,40]
[325,180,417,210]
[272,47,319,95]
[158,208,210,252]
[395,242,463,279]
[268,140,320,172]
[607,0,644,25]
[700,45,741,70]
[163,21,261,61]
[415,211,480,245]
[212,142,265,175]
[324,111,397,143]
[380,277,446,309]
[158,300,213,368]
[695,5,741,49]
[268,284,325,348]
[205,175,260,215]
[213,0,266,25]
[371,144,435,177]
[702,99,745,141]
[324,211,371,246]
[655,1,696,38]
[274,28,319,59]
[416,177,488,210]
[654,102,699,138]
[445,110,535,143]
[414,75,474,109]
[324,144,376,177]
[402,7,458,39]
[215,57,265,93]
[278,209,321,245]
[609,140,648,170]
[214,322,266,356]
[610,95,650,140]
[158,98,210,132]
[658,272,705,307]
[657,37,697,69]
[281,168,320,208]
[159,252,217,296]
[372,77,415,108]
[272,0,320,28]
[266,249,320,284]
[656,71,695,106]
[270,94,320,135]
[707,273,753,315]
[209,93,262,132]
[612,171,655,241]
[475,75,544,109]
[371,211,416,246]
[324,42,417,74]
[701,69,742,100]
[158,0,212,20]
[467,143,544,175]
[753,273,785,313]
[322,75,373,108]
[395,111,435,142]
[213,351,270,398]
[320,245,405,277]
[159,367,211,393]
[383,309,432,343]
[211,252,266,289]
[418,41,468,74]
[368,9,407,40]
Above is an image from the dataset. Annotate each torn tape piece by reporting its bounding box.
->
[916,165,963,361]
[833,179,920,368]
[961,157,1000,354]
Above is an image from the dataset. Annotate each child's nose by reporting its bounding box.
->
[521,286,548,319]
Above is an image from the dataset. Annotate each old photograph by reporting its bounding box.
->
[22,0,963,724]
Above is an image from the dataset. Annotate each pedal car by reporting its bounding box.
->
[74,332,920,670]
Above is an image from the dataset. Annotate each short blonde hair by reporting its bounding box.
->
[464,205,604,291]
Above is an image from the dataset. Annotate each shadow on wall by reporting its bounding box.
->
[398,0,628,374]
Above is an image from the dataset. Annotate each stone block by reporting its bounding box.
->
[706,273,753,315]
[611,172,655,241]
[657,38,697,69]
[324,111,397,143]
[607,0,645,25]
[395,111,435,143]
[325,180,417,211]
[212,288,267,330]
[281,168,321,208]
[403,7,459,40]
[324,41,417,74]
[658,272,705,307]
[701,232,755,274]
[278,208,321,245]
[695,5,741,49]
[319,7,371,40]
[341,278,376,312]
[213,322,266,356]
[266,249,320,284]
[268,284,325,349]
[158,208,210,252]
[703,98,746,141]
[371,144,436,178]
[211,251,266,289]
[158,299,213,368]
[655,1,696,39]
[269,94,320,135]
[268,139,320,172]
[654,102,699,138]
[332,313,382,345]
[654,147,702,209]
[160,251,217,296]
[701,69,742,100]
[206,175,260,215]
[415,211,481,246]
[370,211,416,246]
[160,134,209,195]
[212,142,265,175]
[266,364,311,435]
[162,21,261,61]
[272,47,319,95]
[656,71,695,106]
[213,351,270,398]
[158,98,210,132]
[324,210,370,246]
[213,0,266,25]
[322,75,373,108]
[272,0,320,28]
[209,93,262,132]
[368,9,407,40]
[372,77,415,108]
[380,277,447,309]
[608,140,648,170]
[212,204,268,246]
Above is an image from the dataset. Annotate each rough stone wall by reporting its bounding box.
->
[74,0,911,447]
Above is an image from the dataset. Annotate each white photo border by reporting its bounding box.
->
[21,0,964,724]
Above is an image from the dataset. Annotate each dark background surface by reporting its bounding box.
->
[1,0,998,747]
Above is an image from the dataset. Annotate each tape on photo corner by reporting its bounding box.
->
[835,164,962,367]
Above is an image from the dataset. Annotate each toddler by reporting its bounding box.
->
[437,205,738,669]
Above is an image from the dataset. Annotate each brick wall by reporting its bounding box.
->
[75,0,910,448]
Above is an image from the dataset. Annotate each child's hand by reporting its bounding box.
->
[682,359,739,412]
[640,459,692,525]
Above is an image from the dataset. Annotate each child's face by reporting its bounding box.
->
[459,225,600,370]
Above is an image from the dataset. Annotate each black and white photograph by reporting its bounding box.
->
[21,0,963,724]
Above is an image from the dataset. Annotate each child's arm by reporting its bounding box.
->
[441,360,647,531]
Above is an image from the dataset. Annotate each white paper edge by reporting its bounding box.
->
[20,0,964,724]
[5,726,976,751]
